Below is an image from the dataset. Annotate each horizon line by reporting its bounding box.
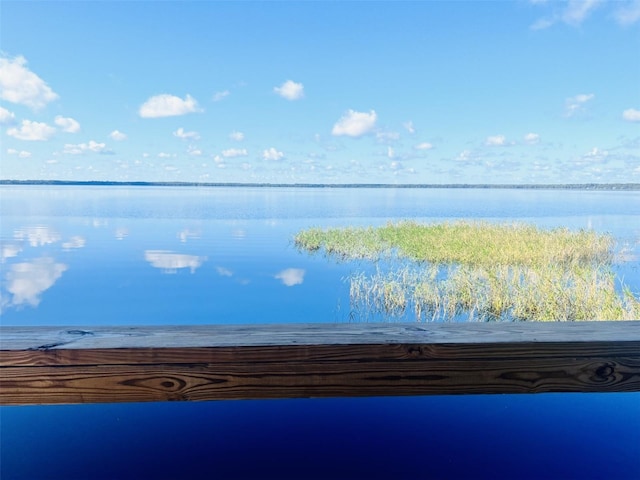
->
[1,180,639,190]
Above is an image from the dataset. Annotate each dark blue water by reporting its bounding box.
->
[1,186,639,479]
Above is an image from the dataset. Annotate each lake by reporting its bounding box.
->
[1,185,639,479]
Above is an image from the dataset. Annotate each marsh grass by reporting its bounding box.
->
[295,221,638,321]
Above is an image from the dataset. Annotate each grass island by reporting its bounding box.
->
[295,221,640,322]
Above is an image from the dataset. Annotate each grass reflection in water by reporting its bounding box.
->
[295,221,640,321]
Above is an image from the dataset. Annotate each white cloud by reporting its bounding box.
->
[414,142,433,150]
[0,106,16,124]
[387,147,395,159]
[376,130,400,143]
[4,257,67,308]
[7,148,32,158]
[139,94,201,118]
[144,250,206,274]
[187,145,202,156]
[263,147,284,161]
[7,120,56,141]
[109,130,127,141]
[485,134,508,146]
[524,133,541,144]
[403,121,416,134]
[213,90,230,102]
[275,268,305,286]
[222,148,248,158]
[158,152,175,158]
[614,0,640,25]
[63,140,111,155]
[332,109,377,137]
[54,115,80,133]
[565,93,594,117]
[0,55,58,109]
[622,108,640,122]
[229,131,244,141]
[584,147,609,160]
[530,0,603,29]
[173,127,200,140]
[563,0,603,25]
[274,80,304,100]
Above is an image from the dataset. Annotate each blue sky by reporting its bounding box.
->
[1,0,639,184]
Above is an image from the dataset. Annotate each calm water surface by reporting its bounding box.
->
[1,186,639,479]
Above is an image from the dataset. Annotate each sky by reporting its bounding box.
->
[1,0,639,184]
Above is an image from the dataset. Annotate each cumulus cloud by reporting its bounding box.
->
[173,127,200,140]
[485,134,508,146]
[139,94,201,118]
[275,268,305,286]
[229,131,244,141]
[0,55,58,109]
[414,142,433,150]
[531,0,603,29]
[109,130,127,141]
[622,108,640,122]
[614,0,640,25]
[376,130,400,143]
[0,106,16,124]
[565,93,594,117]
[263,147,284,161]
[54,115,80,133]
[524,133,541,144]
[213,90,230,102]
[3,257,67,308]
[583,147,609,161]
[274,80,304,100]
[187,145,202,156]
[403,120,416,134]
[332,109,377,137]
[7,120,55,141]
[144,250,206,274]
[7,148,32,158]
[63,140,112,155]
[222,148,248,158]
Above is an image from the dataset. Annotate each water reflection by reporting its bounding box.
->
[2,257,67,309]
[275,268,306,286]
[0,186,637,325]
[62,236,86,250]
[14,226,60,246]
[216,266,233,277]
[144,250,206,274]
[177,229,201,243]
[1,244,21,262]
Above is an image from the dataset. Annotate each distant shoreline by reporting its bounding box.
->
[1,180,639,191]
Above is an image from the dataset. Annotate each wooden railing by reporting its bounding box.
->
[1,322,639,405]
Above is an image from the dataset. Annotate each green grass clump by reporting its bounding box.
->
[295,221,613,267]
[295,221,637,322]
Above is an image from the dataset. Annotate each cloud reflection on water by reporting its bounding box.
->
[13,226,60,246]
[144,250,206,274]
[2,257,68,310]
[275,268,305,286]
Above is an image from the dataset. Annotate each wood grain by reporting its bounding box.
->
[1,322,639,405]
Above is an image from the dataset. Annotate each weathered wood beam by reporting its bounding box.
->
[1,322,639,405]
